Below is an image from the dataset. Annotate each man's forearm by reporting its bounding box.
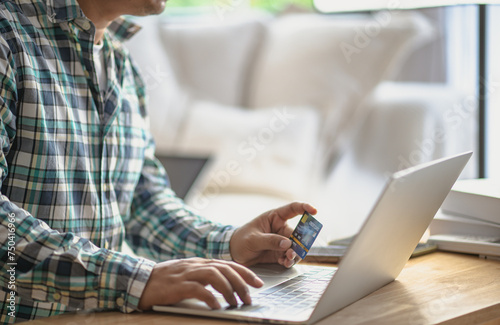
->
[0,195,155,314]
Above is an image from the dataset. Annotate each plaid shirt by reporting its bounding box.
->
[0,0,234,322]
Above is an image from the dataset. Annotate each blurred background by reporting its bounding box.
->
[125,1,499,244]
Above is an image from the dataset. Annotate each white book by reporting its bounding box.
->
[430,210,500,257]
[430,211,500,237]
[441,178,500,224]
[429,234,500,257]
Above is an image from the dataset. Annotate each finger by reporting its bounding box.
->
[201,260,263,288]
[285,248,297,261]
[286,249,301,267]
[192,266,239,306]
[281,223,295,238]
[222,261,264,289]
[272,202,318,222]
[212,263,254,305]
[182,281,221,310]
[278,255,288,267]
[277,249,300,269]
[250,233,292,252]
[283,258,295,268]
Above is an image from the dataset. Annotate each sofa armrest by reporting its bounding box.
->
[349,81,476,178]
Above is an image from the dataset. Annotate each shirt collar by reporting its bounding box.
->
[107,17,142,42]
[46,0,85,23]
[46,0,142,41]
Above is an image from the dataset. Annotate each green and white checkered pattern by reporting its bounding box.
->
[0,0,234,322]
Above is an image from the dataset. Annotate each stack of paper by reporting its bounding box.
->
[429,178,500,258]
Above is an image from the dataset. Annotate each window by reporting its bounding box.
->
[451,5,500,179]
[165,0,314,13]
[487,5,500,179]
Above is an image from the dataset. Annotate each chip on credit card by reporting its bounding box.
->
[290,212,323,259]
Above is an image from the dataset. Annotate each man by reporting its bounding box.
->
[0,0,317,322]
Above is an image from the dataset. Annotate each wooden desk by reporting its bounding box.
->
[29,252,500,325]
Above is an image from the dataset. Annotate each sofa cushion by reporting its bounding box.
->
[171,101,320,200]
[126,13,269,152]
[245,11,434,170]
[159,15,269,107]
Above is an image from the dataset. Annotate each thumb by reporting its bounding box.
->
[252,233,292,252]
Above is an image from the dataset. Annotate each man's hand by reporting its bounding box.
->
[230,202,318,268]
[138,258,264,310]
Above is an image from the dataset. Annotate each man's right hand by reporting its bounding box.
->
[138,258,264,310]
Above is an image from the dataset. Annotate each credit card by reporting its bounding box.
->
[290,212,323,259]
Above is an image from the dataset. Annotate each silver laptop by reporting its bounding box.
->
[153,152,472,324]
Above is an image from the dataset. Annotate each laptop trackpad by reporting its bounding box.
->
[249,263,306,293]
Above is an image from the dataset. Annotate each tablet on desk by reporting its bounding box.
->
[305,236,438,263]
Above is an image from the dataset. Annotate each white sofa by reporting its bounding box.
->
[125,9,475,245]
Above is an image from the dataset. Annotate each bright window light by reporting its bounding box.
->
[313,0,500,13]
[487,5,500,178]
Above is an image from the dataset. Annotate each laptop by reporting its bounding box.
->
[155,153,211,201]
[153,151,472,324]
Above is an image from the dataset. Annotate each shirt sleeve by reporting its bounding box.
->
[126,132,236,263]
[0,38,155,315]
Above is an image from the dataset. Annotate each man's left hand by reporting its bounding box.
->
[229,202,317,268]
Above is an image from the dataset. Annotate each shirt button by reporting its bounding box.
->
[81,20,91,30]
[53,292,61,301]
[116,297,124,307]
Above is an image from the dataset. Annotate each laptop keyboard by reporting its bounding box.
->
[251,267,335,313]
